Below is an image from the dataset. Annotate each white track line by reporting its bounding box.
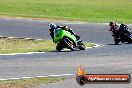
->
[49,75,63,77]
[9,78,21,80]
[93,44,103,48]
[36,76,48,78]
[21,77,34,79]
[0,79,9,81]
[8,37,16,39]
[86,44,103,49]
[60,74,75,76]
[0,74,75,81]
[8,37,43,40]
[0,52,45,56]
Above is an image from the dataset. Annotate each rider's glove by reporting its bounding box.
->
[75,35,80,39]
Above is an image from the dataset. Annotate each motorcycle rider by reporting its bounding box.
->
[109,22,131,35]
[49,23,80,42]
[109,22,132,44]
[49,23,57,42]
[109,21,119,37]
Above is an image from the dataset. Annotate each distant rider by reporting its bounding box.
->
[49,23,80,42]
[109,21,119,36]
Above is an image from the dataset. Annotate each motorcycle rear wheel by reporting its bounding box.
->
[126,35,132,44]
[115,39,120,45]
[56,43,63,52]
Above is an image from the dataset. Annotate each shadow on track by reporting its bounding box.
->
[107,43,132,45]
[107,44,121,45]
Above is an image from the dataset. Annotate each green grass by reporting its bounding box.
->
[0,38,95,54]
[0,0,132,23]
[0,77,64,88]
[84,42,95,47]
[0,38,55,54]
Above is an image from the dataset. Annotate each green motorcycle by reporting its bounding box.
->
[53,28,86,52]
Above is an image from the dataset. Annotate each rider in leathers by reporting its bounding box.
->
[49,23,80,42]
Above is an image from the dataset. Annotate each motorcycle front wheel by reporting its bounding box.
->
[78,45,86,50]
[63,38,76,51]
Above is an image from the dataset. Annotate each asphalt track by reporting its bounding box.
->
[0,18,132,88]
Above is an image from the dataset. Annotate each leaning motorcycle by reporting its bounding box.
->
[113,24,132,45]
[53,28,86,52]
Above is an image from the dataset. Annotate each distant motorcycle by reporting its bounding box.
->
[53,28,86,52]
[113,24,132,45]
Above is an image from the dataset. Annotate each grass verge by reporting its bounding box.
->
[0,77,64,88]
[84,42,96,48]
[0,0,132,23]
[0,38,55,54]
[0,38,96,54]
